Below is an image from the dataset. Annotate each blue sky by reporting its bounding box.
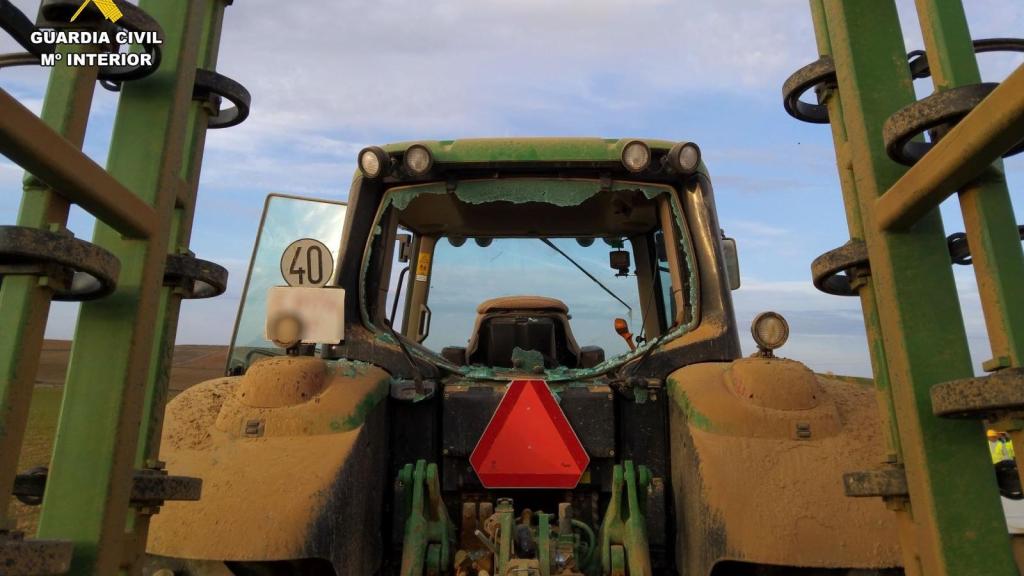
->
[1,0,1022,376]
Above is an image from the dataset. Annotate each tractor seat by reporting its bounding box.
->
[465,296,584,369]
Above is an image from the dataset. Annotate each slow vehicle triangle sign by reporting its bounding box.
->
[470,379,590,489]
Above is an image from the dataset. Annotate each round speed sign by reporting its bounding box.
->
[280,238,334,287]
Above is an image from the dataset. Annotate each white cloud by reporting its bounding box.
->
[727,220,791,240]
[2,0,1021,369]
[213,0,815,138]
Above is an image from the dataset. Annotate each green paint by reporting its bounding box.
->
[598,461,652,575]
[817,373,874,388]
[398,460,455,575]
[667,378,713,431]
[543,366,574,380]
[340,377,389,430]
[329,359,371,379]
[388,183,446,211]
[456,180,598,207]
[807,1,1018,572]
[912,0,1024,370]
[0,44,96,528]
[134,0,230,473]
[388,179,673,211]
[510,347,545,372]
[809,0,902,459]
[458,366,498,379]
[377,138,706,177]
[34,2,212,573]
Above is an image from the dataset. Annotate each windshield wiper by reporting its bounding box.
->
[539,238,632,313]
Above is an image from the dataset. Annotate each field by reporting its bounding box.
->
[9,340,227,534]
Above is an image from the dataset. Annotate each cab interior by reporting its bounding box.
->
[366,179,696,370]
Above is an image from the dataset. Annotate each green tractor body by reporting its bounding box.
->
[147,138,902,575]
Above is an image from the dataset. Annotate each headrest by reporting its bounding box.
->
[476,295,569,315]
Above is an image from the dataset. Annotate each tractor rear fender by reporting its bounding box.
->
[147,356,391,573]
[667,357,902,575]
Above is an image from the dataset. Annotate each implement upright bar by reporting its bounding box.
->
[913,0,1024,531]
[913,0,1024,374]
[819,1,1016,573]
[807,0,901,454]
[0,43,97,529]
[807,0,917,558]
[124,1,231,567]
[34,1,208,573]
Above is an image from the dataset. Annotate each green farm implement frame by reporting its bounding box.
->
[784,1,1024,575]
[1,0,1023,574]
[0,0,246,574]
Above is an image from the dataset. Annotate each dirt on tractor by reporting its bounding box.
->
[7,340,227,534]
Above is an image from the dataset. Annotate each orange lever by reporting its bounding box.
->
[614,318,636,351]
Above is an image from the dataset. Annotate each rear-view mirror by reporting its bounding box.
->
[722,237,740,290]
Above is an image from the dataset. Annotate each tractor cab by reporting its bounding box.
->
[148,138,904,576]
[374,175,697,375]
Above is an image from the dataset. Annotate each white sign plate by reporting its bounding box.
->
[280,238,334,287]
[265,286,346,344]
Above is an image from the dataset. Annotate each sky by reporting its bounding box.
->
[1,0,1022,376]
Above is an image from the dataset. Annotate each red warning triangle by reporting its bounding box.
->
[470,379,589,489]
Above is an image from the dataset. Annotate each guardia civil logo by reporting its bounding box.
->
[70,0,123,23]
[30,0,162,68]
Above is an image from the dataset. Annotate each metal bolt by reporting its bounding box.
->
[442,448,450,455]
[608,449,615,457]
[608,393,614,400]
[982,356,1011,372]
[244,419,264,437]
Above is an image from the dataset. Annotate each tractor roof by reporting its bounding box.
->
[374,137,706,175]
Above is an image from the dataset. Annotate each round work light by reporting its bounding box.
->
[404,144,433,176]
[668,142,702,174]
[751,311,789,357]
[358,146,389,179]
[621,141,652,173]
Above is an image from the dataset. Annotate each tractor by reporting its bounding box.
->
[145,138,905,575]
